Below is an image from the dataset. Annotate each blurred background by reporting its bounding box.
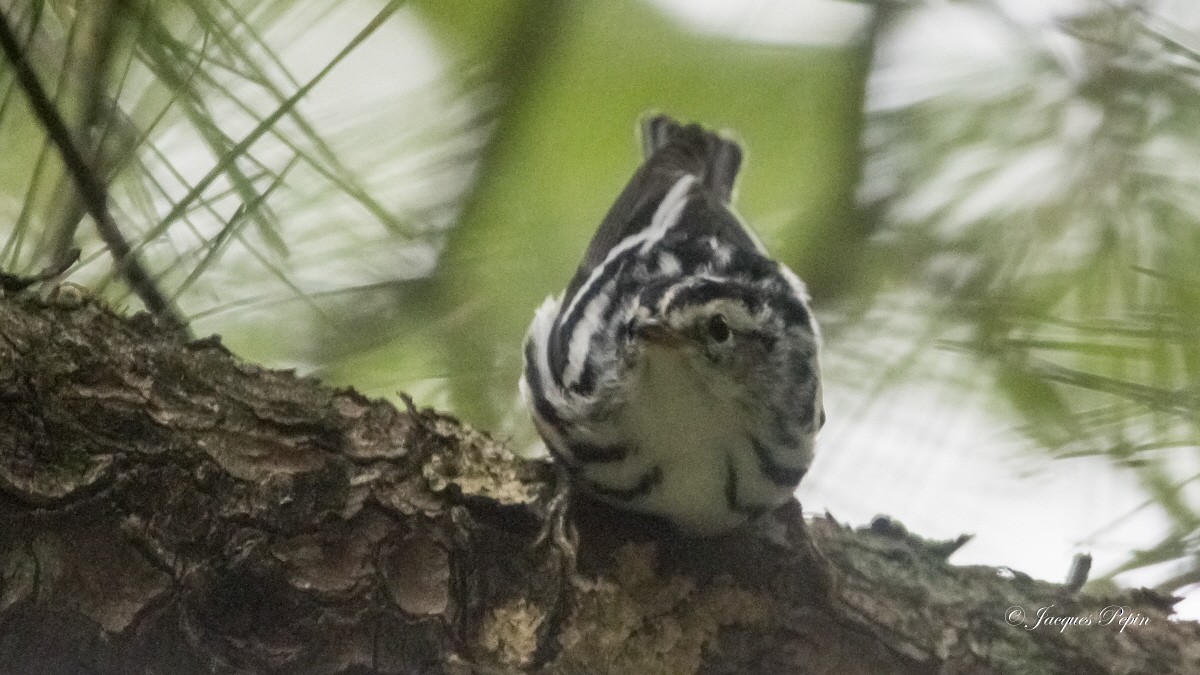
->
[2,0,1199,615]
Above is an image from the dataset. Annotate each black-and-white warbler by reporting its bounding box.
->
[520,114,824,535]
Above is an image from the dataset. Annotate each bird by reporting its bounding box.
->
[520,114,823,535]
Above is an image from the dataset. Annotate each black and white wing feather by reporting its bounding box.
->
[561,115,751,304]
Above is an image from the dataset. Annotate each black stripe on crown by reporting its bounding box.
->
[666,270,811,328]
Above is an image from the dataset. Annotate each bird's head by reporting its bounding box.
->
[627,274,819,413]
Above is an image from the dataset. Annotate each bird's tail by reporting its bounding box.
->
[639,114,742,203]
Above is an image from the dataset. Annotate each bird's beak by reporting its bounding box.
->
[633,319,685,348]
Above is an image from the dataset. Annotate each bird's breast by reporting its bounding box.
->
[579,344,792,533]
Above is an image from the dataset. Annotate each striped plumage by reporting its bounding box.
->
[520,115,823,535]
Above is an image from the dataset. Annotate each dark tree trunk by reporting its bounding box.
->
[1,290,1197,674]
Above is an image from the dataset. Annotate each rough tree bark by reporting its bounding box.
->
[1,289,1198,675]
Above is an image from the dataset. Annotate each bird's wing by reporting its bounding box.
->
[560,114,749,303]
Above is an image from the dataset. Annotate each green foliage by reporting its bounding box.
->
[864,0,1200,590]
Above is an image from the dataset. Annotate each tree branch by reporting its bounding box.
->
[0,290,1197,674]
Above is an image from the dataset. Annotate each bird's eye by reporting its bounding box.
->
[707,314,731,343]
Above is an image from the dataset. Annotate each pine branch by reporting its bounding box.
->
[0,7,185,331]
